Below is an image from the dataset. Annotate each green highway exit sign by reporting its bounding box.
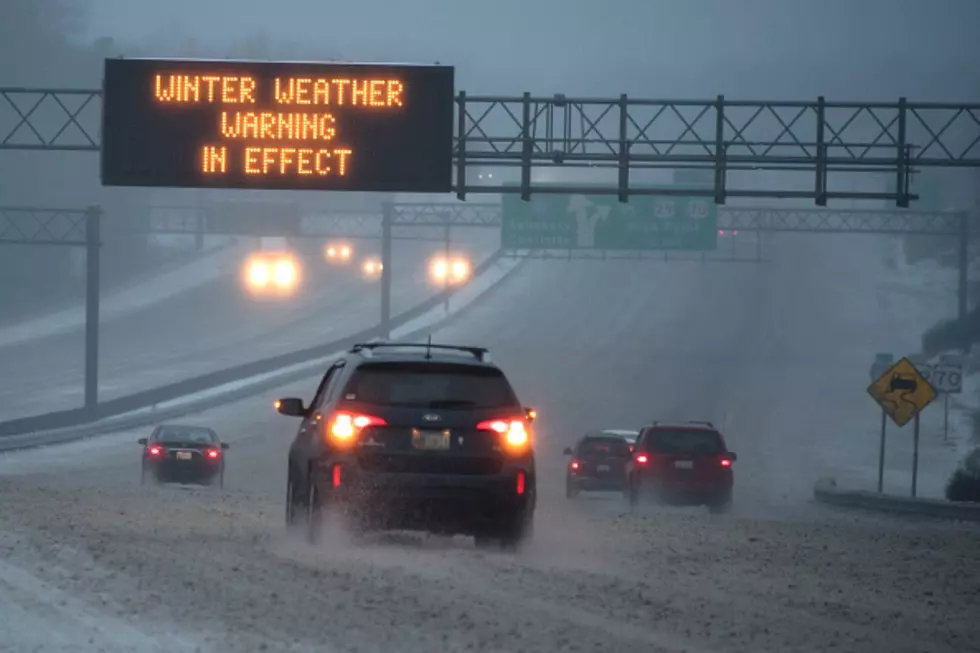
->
[501,185,718,251]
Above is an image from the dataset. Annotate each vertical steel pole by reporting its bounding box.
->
[877,409,886,493]
[911,413,920,498]
[380,202,393,339]
[443,220,451,313]
[957,212,968,321]
[84,206,101,416]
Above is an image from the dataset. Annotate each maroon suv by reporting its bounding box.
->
[625,422,736,513]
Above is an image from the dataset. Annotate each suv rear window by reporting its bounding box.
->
[579,437,631,457]
[342,362,518,409]
[643,428,724,455]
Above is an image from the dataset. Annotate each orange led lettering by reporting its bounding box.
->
[386,80,403,107]
[260,112,276,139]
[261,148,277,174]
[239,76,256,103]
[242,112,260,138]
[244,147,261,174]
[332,79,351,105]
[275,78,294,103]
[297,148,314,175]
[334,148,352,175]
[315,150,331,175]
[351,80,369,106]
[201,145,226,173]
[278,148,297,174]
[220,111,242,138]
[313,80,330,104]
[154,74,178,102]
[294,78,313,104]
[368,80,385,106]
[221,77,238,103]
[276,113,295,140]
[181,76,200,102]
[202,76,221,102]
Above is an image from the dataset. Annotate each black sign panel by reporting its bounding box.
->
[101,58,455,192]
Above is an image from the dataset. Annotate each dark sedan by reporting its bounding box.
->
[138,424,229,487]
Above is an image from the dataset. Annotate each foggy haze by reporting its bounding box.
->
[85,0,980,99]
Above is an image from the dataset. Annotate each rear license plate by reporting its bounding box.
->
[175,451,193,460]
[674,460,694,469]
[412,430,450,451]
[597,464,611,473]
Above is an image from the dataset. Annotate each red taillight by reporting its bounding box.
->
[516,470,526,495]
[328,412,387,442]
[628,445,635,453]
[570,460,579,471]
[476,418,529,449]
[720,458,732,467]
[206,449,220,459]
[635,454,649,464]
[332,464,342,488]
[148,446,163,456]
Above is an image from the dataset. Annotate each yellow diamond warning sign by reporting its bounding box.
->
[867,357,937,428]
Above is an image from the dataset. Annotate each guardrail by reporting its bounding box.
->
[813,477,980,523]
[0,249,507,438]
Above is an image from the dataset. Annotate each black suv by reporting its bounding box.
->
[276,342,537,549]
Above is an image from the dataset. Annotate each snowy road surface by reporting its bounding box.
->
[0,232,977,652]
[0,232,498,421]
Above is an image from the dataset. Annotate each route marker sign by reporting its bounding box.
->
[867,357,938,428]
[501,187,718,250]
[869,352,894,381]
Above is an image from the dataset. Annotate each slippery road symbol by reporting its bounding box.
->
[866,357,937,428]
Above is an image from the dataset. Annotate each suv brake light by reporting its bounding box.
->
[476,418,529,449]
[148,446,163,456]
[635,454,649,464]
[328,411,387,442]
[720,458,732,467]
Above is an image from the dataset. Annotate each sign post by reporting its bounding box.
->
[866,357,938,496]
[870,353,894,493]
[907,353,963,441]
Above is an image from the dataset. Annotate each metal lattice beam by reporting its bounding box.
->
[136,203,965,237]
[3,87,980,202]
[135,202,502,239]
[718,207,964,235]
[0,89,101,151]
[0,206,89,245]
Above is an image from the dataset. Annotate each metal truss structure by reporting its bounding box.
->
[719,207,965,235]
[3,88,980,203]
[0,206,90,245]
[136,202,502,240]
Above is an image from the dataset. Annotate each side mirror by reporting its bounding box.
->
[274,397,306,417]
[727,451,737,462]
[563,447,573,456]
[137,438,148,446]
[524,407,536,423]
[220,442,230,450]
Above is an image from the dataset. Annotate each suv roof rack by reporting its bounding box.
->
[647,420,715,429]
[349,341,490,362]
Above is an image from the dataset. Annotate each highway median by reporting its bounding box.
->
[0,250,524,451]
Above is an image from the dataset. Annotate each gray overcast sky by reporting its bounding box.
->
[86,0,980,99]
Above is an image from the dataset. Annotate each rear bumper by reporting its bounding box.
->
[146,459,220,478]
[314,457,535,529]
[569,474,627,492]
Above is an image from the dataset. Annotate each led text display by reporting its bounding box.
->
[101,59,455,192]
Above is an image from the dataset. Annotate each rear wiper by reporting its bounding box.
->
[427,400,477,408]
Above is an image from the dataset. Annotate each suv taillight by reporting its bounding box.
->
[476,418,529,449]
[328,411,387,442]
[148,446,164,456]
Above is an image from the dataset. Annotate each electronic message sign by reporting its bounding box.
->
[101,58,455,192]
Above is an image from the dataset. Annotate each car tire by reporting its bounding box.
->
[139,464,146,486]
[305,471,322,545]
[285,467,303,528]
[475,514,532,551]
[627,478,640,510]
[217,465,225,489]
[708,494,733,514]
[565,477,579,499]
